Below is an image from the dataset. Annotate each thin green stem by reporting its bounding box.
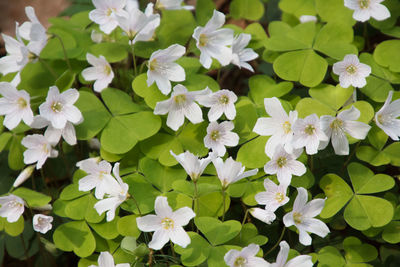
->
[308,154,314,173]
[132,48,138,76]
[170,240,176,258]
[341,141,361,173]
[264,227,286,257]
[241,209,249,226]
[52,34,72,71]
[217,68,221,83]
[222,187,227,221]
[193,180,199,214]
[130,194,142,216]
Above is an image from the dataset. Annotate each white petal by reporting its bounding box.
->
[167,110,185,131]
[136,215,162,232]
[148,229,170,250]
[370,3,391,21]
[331,129,349,155]
[183,102,203,124]
[299,229,312,246]
[301,217,330,238]
[170,226,191,248]
[172,207,195,226]
[293,187,308,212]
[154,196,173,217]
[286,255,313,267]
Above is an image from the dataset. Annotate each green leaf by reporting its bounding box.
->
[175,232,211,266]
[60,183,88,201]
[317,246,346,267]
[64,194,105,223]
[249,75,293,107]
[75,91,111,140]
[139,157,187,192]
[117,215,141,238]
[89,219,119,240]
[361,76,394,103]
[182,74,220,92]
[244,23,269,49]
[8,135,24,170]
[319,174,353,218]
[196,191,230,217]
[343,101,374,123]
[132,73,168,109]
[196,0,216,25]
[177,122,209,156]
[158,10,196,47]
[53,220,96,258]
[309,84,354,111]
[383,142,400,166]
[237,136,269,168]
[195,217,241,246]
[266,22,315,51]
[360,53,400,84]
[176,57,202,76]
[368,125,388,150]
[234,97,258,142]
[296,97,336,118]
[100,111,161,154]
[279,0,316,17]
[273,50,328,87]
[88,43,128,63]
[101,88,142,115]
[344,195,394,230]
[0,132,12,152]
[55,70,76,92]
[12,187,51,208]
[140,133,183,166]
[228,223,268,247]
[41,28,77,59]
[313,23,357,60]
[315,0,355,25]
[347,162,394,194]
[356,146,390,166]
[3,216,24,237]
[382,221,400,244]
[291,168,315,189]
[373,40,400,72]
[343,236,378,263]
[230,0,264,20]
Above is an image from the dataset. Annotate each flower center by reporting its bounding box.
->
[104,64,112,75]
[106,8,113,16]
[358,0,370,9]
[17,97,27,108]
[275,192,285,203]
[234,256,247,267]
[174,94,187,104]
[346,64,357,75]
[161,217,174,230]
[199,34,208,47]
[276,157,287,168]
[8,200,23,208]
[28,52,37,61]
[293,212,303,224]
[282,121,291,134]
[330,118,343,131]
[149,59,158,71]
[218,94,229,104]
[42,144,49,154]
[155,0,165,9]
[210,130,220,141]
[51,101,63,113]
[304,124,315,135]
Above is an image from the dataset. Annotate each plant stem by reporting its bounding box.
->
[308,154,314,172]
[264,227,286,257]
[130,194,142,216]
[170,240,176,258]
[222,187,227,221]
[241,209,249,226]
[193,180,199,214]
[39,58,58,79]
[341,141,361,173]
[52,34,72,72]
[131,48,137,76]
[217,68,221,83]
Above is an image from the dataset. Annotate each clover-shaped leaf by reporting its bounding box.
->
[195,217,242,246]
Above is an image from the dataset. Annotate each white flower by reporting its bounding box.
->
[292,114,328,155]
[204,121,239,156]
[136,196,195,250]
[197,89,238,121]
[154,85,209,131]
[192,10,234,69]
[320,106,371,155]
[0,32,29,80]
[299,15,317,23]
[22,134,58,169]
[0,194,24,223]
[253,97,298,158]
[89,251,130,267]
[94,163,129,221]
[82,53,114,93]
[39,86,83,130]
[32,214,53,234]
[231,33,258,72]
[264,145,306,187]
[116,3,160,45]
[332,54,371,88]
[147,44,186,95]
[31,115,78,146]
[249,207,276,225]
[283,187,330,246]
[155,0,194,10]
[0,82,34,130]
[271,241,313,267]
[213,157,258,189]
[78,158,117,199]
[89,0,128,34]
[344,0,390,22]
[224,243,270,267]
[255,179,289,213]
[170,150,216,181]
[375,91,400,140]
[13,165,35,188]
[18,6,47,56]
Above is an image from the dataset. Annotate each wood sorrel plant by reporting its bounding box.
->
[0,0,399,266]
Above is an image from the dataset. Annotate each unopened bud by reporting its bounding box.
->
[13,165,35,188]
